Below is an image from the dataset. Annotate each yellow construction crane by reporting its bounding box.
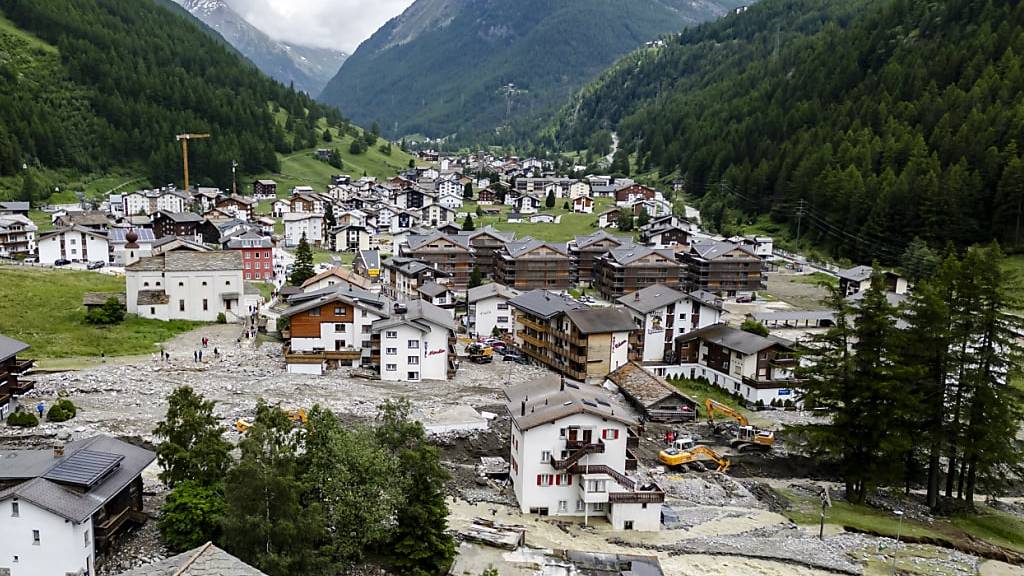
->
[175,133,211,191]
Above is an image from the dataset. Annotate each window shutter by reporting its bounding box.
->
[536,474,542,486]
[568,474,573,486]
[555,475,561,486]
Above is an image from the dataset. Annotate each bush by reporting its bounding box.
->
[6,411,39,427]
[216,312,226,324]
[159,481,226,553]
[47,399,77,422]
[85,297,125,325]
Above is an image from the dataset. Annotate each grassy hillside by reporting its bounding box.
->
[0,267,201,358]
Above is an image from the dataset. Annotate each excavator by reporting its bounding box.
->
[659,444,731,473]
[705,398,774,452]
[235,408,308,433]
[466,342,494,364]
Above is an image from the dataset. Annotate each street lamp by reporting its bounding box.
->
[891,510,904,575]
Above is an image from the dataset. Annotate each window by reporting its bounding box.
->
[143,282,149,287]
[558,500,568,513]
[576,500,585,512]
[591,503,605,512]
[386,348,397,355]
[255,252,260,259]
[624,520,634,530]
[602,429,620,440]
[334,306,346,315]
[361,309,368,318]
[245,272,251,280]
[362,325,371,334]
[225,281,231,286]
[536,474,553,487]
[179,300,185,312]
[335,323,346,332]
[309,309,320,317]
[11,501,18,517]
[497,303,509,310]
[558,428,566,439]
[408,339,420,349]
[32,529,39,545]
[386,331,398,339]
[541,450,551,463]
[408,371,419,380]
[150,307,155,315]
[13,555,18,563]
[497,316,509,323]
[202,281,207,286]
[84,529,89,547]
[386,364,397,372]
[202,299,208,311]
[179,282,184,287]
[408,356,419,365]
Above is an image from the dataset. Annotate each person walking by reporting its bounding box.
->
[36,402,44,419]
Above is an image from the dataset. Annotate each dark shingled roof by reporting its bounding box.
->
[127,251,243,273]
[138,290,170,306]
[689,238,757,260]
[617,284,688,314]
[503,238,567,258]
[417,281,450,298]
[565,307,637,335]
[509,289,586,319]
[83,292,127,307]
[504,375,635,432]
[605,362,696,410]
[573,230,632,250]
[116,543,268,576]
[675,323,794,355]
[467,283,520,304]
[603,246,679,266]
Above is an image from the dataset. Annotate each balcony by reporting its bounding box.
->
[518,331,547,348]
[608,489,665,504]
[518,317,549,333]
[741,376,802,389]
[551,441,604,470]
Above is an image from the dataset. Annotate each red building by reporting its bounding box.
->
[226,231,275,281]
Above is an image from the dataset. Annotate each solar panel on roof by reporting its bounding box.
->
[44,449,123,488]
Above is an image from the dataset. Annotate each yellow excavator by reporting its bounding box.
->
[659,444,731,473]
[705,399,774,452]
[235,408,308,433]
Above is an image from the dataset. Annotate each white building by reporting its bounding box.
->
[37,226,109,264]
[505,378,663,531]
[108,228,156,266]
[617,284,723,363]
[465,283,520,338]
[122,188,189,216]
[372,299,456,382]
[0,214,37,259]
[283,212,324,247]
[126,251,252,322]
[438,190,464,210]
[0,436,155,576]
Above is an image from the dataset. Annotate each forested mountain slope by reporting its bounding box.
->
[0,0,342,189]
[556,0,1024,262]
[319,0,747,140]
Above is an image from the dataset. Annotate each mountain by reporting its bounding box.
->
[319,0,747,140]
[556,0,1024,263]
[175,0,347,95]
[0,0,343,193]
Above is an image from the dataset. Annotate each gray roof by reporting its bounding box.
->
[690,238,757,260]
[676,323,793,355]
[617,284,688,314]
[358,249,380,270]
[0,201,30,212]
[839,265,874,282]
[565,307,637,335]
[128,251,242,273]
[83,292,127,307]
[689,289,723,310]
[0,333,29,363]
[39,225,109,241]
[505,375,635,432]
[372,299,455,332]
[406,231,472,251]
[467,283,520,304]
[151,236,208,251]
[417,281,450,298]
[465,225,515,242]
[0,436,155,523]
[503,238,567,258]
[573,230,632,250]
[116,543,268,576]
[509,289,586,318]
[155,210,203,223]
[604,246,679,266]
[283,286,386,317]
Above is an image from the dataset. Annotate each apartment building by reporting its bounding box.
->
[617,284,723,363]
[400,232,475,289]
[567,231,634,286]
[37,227,109,264]
[381,256,452,301]
[509,290,634,383]
[371,299,457,382]
[465,283,521,338]
[658,323,800,405]
[592,246,682,301]
[461,226,515,277]
[225,231,274,281]
[0,214,37,259]
[678,238,765,296]
[495,239,571,291]
[283,212,325,247]
[0,334,33,419]
[505,377,663,530]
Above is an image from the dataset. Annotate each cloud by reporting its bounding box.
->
[228,0,414,53]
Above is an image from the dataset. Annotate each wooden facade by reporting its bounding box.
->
[496,243,571,291]
[288,302,354,338]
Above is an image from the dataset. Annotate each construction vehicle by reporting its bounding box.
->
[705,398,775,452]
[175,133,211,191]
[659,445,731,473]
[466,342,494,364]
[235,408,307,433]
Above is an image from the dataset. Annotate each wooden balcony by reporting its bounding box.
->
[608,489,665,504]
[551,442,604,470]
[518,317,549,333]
[518,331,547,348]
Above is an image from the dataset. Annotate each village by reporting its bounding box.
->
[0,150,1021,576]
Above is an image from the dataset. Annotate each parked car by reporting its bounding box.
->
[502,351,529,364]
[87,261,105,270]
[53,259,71,266]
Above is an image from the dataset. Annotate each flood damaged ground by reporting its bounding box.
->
[4,324,1023,575]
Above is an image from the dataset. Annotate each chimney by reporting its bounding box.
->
[521,400,526,416]
[560,375,565,391]
[634,291,641,301]
[53,445,64,459]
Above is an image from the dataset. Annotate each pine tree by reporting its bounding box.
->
[468,266,483,288]
[545,190,555,208]
[616,210,634,231]
[154,386,232,489]
[289,234,316,286]
[323,129,332,143]
[462,214,475,231]
[324,203,336,229]
[18,170,39,203]
[463,182,473,199]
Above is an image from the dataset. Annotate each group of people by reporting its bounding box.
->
[193,337,220,363]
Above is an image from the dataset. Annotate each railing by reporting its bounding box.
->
[551,442,604,470]
[570,464,635,489]
[608,490,665,504]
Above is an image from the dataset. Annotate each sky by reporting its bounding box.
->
[229,0,415,53]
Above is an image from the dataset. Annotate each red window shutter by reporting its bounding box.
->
[614,430,620,440]
[555,475,561,486]
[536,474,542,486]
[568,475,573,486]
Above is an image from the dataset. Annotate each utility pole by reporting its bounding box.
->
[795,199,807,242]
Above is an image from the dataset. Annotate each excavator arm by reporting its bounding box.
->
[705,398,749,427]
